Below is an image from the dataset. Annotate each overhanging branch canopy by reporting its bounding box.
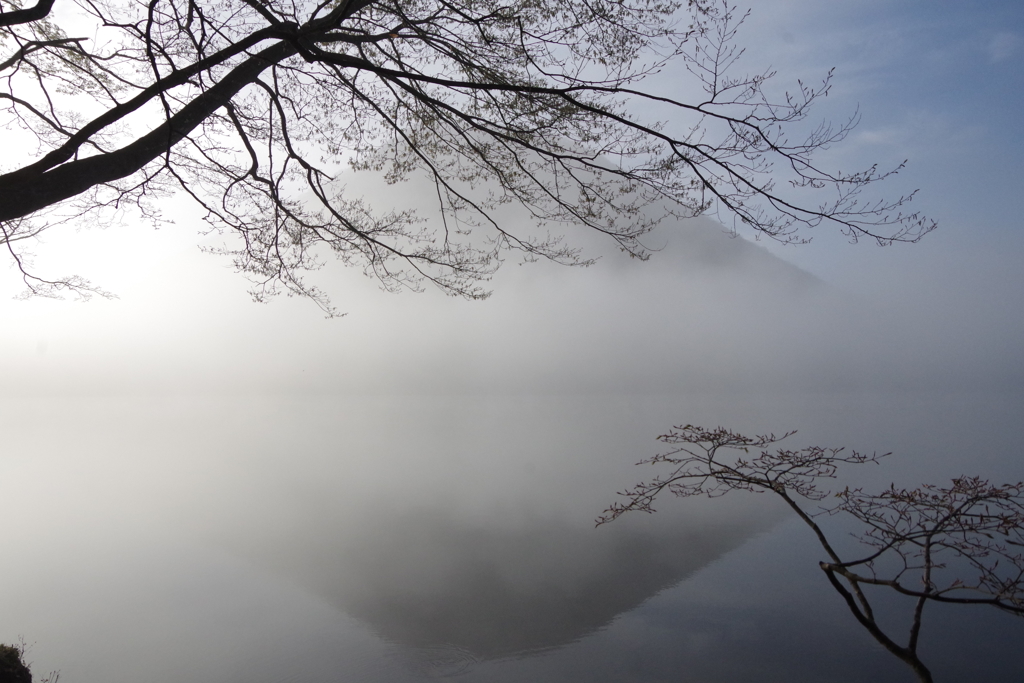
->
[0,0,935,306]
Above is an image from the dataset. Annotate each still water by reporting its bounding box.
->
[1,391,1021,682]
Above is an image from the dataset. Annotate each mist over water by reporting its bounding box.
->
[1,169,1023,680]
[2,392,1022,680]
[2,0,1023,676]
[0,394,775,679]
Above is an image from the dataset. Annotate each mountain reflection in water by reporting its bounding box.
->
[1,392,1022,682]
[246,509,767,660]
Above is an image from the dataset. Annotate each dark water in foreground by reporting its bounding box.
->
[1,392,1021,682]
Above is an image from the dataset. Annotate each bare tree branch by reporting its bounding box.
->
[0,0,935,306]
[601,425,1024,682]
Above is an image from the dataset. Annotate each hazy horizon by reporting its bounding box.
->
[1,0,1022,680]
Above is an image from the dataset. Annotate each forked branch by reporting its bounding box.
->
[600,425,1024,682]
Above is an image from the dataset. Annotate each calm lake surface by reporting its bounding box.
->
[2,391,1022,682]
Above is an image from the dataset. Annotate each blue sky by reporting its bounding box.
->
[740,0,1024,277]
